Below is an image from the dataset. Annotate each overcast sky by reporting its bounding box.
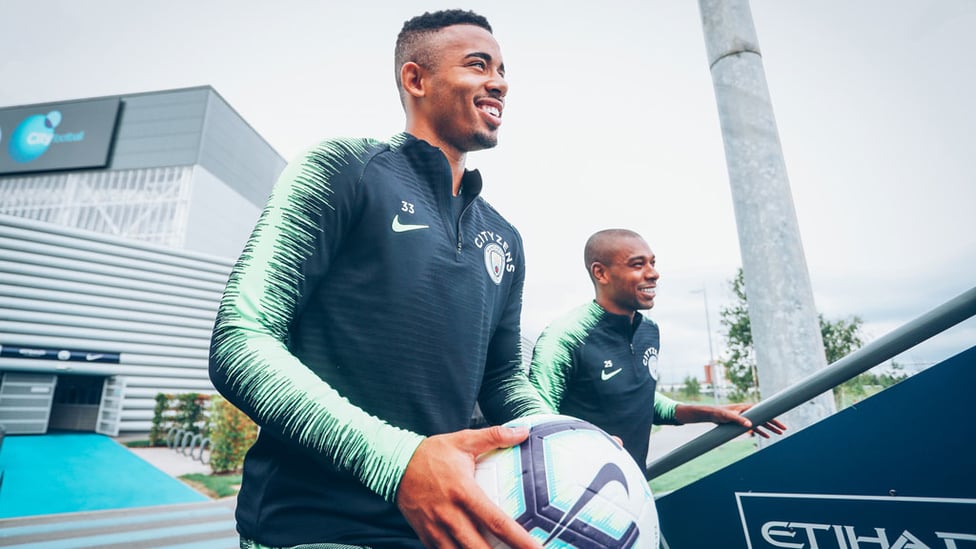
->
[2,1,973,385]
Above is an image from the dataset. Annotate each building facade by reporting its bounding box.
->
[0,87,285,435]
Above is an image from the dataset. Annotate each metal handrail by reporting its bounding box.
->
[645,285,976,479]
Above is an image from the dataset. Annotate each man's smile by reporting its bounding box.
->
[475,97,503,125]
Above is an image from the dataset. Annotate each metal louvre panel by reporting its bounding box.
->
[0,262,223,303]
[96,376,125,436]
[0,214,233,275]
[2,320,213,350]
[0,167,192,247]
[119,420,153,432]
[0,285,219,321]
[124,377,219,390]
[119,408,154,422]
[0,272,220,310]
[0,213,233,433]
[3,309,213,340]
[0,174,72,226]
[0,238,228,290]
[122,397,162,410]
[0,359,212,379]
[0,373,57,434]
[0,295,215,330]
[3,310,212,339]
[199,89,286,207]
[123,387,172,399]
[113,355,208,368]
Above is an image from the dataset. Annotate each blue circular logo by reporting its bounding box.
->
[9,111,61,163]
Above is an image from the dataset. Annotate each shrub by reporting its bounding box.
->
[209,395,258,473]
[148,393,212,446]
[174,393,209,435]
[148,393,172,446]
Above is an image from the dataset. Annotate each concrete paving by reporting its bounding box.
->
[126,446,213,477]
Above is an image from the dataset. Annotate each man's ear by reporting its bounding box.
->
[400,62,426,99]
[590,262,609,285]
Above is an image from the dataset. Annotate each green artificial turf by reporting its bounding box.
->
[180,473,243,498]
[649,438,756,494]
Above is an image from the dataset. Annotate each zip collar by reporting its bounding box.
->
[589,301,645,341]
[395,133,484,200]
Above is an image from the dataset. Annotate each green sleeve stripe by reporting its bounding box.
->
[211,138,422,502]
[653,392,681,425]
[528,302,604,410]
[498,372,555,417]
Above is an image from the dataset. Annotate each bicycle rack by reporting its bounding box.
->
[165,427,212,465]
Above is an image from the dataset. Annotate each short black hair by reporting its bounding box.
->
[394,10,493,101]
[584,229,645,280]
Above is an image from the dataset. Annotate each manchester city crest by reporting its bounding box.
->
[484,242,505,285]
[643,347,660,381]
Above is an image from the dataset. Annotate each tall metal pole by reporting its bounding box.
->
[698,0,835,435]
[692,287,719,402]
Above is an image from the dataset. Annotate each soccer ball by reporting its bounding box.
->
[475,414,660,548]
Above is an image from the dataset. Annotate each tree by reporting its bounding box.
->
[719,269,757,402]
[681,375,702,400]
[820,314,864,364]
[835,360,909,408]
[718,268,867,403]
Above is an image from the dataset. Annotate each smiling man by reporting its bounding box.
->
[528,229,785,472]
[209,10,549,549]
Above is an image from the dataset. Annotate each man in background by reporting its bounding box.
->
[529,228,784,471]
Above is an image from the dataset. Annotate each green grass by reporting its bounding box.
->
[180,473,242,498]
[123,439,153,448]
[649,438,756,494]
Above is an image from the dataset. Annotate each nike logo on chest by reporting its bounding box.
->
[601,368,623,381]
[391,214,429,233]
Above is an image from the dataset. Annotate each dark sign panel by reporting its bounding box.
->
[0,345,121,364]
[0,97,121,175]
[736,492,976,549]
[656,346,976,548]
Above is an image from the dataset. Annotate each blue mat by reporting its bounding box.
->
[0,433,207,518]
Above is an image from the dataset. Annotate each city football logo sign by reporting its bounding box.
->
[7,110,86,164]
[9,110,62,163]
